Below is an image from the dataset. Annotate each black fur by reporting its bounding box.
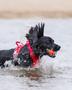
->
[0,49,14,67]
[34,36,61,58]
[0,23,61,68]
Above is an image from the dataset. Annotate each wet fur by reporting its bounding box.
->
[0,23,61,68]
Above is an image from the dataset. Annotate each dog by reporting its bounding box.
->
[0,23,61,68]
[16,23,61,67]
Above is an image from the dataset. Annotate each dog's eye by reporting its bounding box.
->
[49,39,54,44]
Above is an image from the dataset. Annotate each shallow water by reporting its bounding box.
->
[0,18,72,90]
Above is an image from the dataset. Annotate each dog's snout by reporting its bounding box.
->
[53,44,61,51]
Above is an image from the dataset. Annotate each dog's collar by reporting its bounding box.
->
[13,40,39,67]
[26,40,39,67]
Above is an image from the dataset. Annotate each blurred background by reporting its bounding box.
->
[0,0,72,18]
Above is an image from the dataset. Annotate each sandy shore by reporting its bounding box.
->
[0,11,72,18]
[0,0,72,18]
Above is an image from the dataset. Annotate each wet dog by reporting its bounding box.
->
[17,23,61,67]
[0,23,61,68]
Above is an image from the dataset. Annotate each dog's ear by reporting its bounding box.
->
[29,27,34,34]
[38,23,45,38]
[26,25,38,45]
[25,23,45,45]
[26,27,34,40]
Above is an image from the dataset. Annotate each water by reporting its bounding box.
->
[0,18,72,90]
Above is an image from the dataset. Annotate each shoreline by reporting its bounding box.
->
[0,11,72,18]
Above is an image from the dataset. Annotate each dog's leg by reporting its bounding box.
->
[0,56,13,68]
[0,58,6,68]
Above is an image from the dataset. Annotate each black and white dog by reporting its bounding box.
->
[0,23,61,68]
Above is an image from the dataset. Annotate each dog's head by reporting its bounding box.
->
[36,36,61,58]
[26,23,61,58]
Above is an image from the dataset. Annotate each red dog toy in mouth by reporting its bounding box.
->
[46,49,55,57]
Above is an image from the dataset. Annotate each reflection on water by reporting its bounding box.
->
[1,65,72,90]
[0,66,56,90]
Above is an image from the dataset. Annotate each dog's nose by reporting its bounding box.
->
[54,44,61,51]
[58,45,61,50]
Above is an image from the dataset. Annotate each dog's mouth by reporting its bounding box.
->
[46,49,57,58]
